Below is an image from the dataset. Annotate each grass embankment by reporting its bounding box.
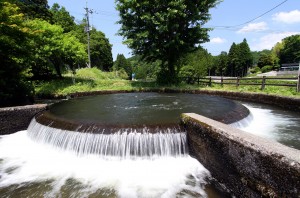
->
[35,68,300,98]
[35,68,156,97]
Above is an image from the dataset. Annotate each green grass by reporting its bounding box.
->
[34,68,300,98]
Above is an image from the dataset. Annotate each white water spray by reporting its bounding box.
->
[0,120,210,197]
[27,119,188,159]
[231,103,300,147]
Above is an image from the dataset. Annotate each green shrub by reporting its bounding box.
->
[75,68,116,80]
[261,65,273,73]
[249,66,261,74]
[117,68,129,80]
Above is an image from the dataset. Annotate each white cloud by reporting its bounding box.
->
[210,37,227,44]
[272,10,300,24]
[251,32,300,51]
[237,22,268,33]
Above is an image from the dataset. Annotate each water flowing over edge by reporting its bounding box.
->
[27,118,188,159]
[0,129,210,198]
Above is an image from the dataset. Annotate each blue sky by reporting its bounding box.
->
[48,0,300,60]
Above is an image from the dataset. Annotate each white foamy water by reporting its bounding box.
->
[0,124,210,197]
[231,103,300,148]
[27,119,187,159]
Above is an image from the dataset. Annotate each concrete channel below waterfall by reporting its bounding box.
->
[0,90,299,197]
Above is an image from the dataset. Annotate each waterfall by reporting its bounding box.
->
[27,119,188,159]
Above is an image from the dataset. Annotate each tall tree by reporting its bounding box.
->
[116,0,220,84]
[278,35,300,64]
[226,39,253,77]
[216,51,228,76]
[89,29,113,71]
[180,47,214,78]
[15,0,52,21]
[257,51,276,69]
[26,19,87,78]
[50,3,76,33]
[114,54,132,77]
[128,55,160,80]
[73,21,113,71]
[227,42,238,76]
[237,38,252,76]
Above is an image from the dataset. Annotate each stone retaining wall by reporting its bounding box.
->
[181,113,300,197]
[0,104,48,135]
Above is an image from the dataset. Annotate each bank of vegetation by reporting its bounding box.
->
[1,0,299,107]
[35,67,300,98]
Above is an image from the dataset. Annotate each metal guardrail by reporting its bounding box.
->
[180,75,300,92]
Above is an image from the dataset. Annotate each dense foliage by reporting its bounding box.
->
[0,0,113,107]
[278,35,300,64]
[0,1,34,106]
[116,0,220,84]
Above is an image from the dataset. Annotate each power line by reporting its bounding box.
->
[208,0,288,29]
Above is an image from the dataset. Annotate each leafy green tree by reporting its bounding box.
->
[215,51,228,76]
[180,47,214,78]
[227,42,239,76]
[90,29,113,71]
[26,19,87,78]
[114,54,132,78]
[238,38,252,76]
[251,51,260,66]
[271,42,282,67]
[128,56,160,80]
[279,35,300,64]
[15,0,52,21]
[226,39,253,77]
[116,0,220,84]
[257,51,275,69]
[0,1,34,106]
[50,3,76,33]
[73,21,113,71]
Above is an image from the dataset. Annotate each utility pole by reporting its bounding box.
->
[297,62,300,92]
[84,0,93,68]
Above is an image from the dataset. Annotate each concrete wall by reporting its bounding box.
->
[181,113,300,197]
[0,104,48,135]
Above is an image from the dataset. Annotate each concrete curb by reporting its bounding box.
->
[181,113,300,197]
[0,104,48,135]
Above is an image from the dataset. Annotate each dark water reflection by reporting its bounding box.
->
[49,92,248,126]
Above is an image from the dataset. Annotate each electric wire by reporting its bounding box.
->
[205,0,288,29]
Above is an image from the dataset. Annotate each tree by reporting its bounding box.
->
[116,0,220,84]
[128,55,160,80]
[50,3,76,33]
[227,42,238,76]
[26,19,87,78]
[114,54,132,78]
[73,21,113,71]
[226,39,253,77]
[180,47,214,78]
[15,0,52,21]
[238,38,252,76]
[257,51,275,69]
[0,1,34,106]
[278,35,300,64]
[89,29,113,71]
[215,51,228,76]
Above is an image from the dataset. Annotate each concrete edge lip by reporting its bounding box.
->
[182,113,300,163]
[181,112,300,197]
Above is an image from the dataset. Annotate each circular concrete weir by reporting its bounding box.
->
[36,92,250,133]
